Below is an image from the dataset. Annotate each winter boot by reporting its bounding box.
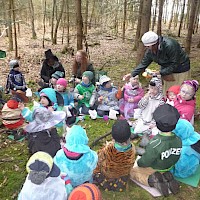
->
[13,129,24,140]
[148,172,169,197]
[139,133,150,148]
[163,171,180,195]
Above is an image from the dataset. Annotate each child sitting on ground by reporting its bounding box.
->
[56,78,76,126]
[132,75,165,137]
[93,120,135,192]
[130,104,182,197]
[5,60,27,94]
[166,85,180,106]
[18,151,68,200]
[54,125,98,187]
[95,75,119,117]
[24,107,66,157]
[74,71,96,115]
[174,80,199,122]
[119,75,144,120]
[171,119,200,178]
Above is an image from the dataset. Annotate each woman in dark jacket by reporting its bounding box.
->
[40,49,65,83]
[72,50,95,85]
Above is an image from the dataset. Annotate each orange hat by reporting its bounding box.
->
[68,183,102,200]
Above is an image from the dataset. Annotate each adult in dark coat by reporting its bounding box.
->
[40,49,65,83]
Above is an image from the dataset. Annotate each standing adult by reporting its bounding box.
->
[72,50,95,85]
[123,31,190,93]
[40,49,65,83]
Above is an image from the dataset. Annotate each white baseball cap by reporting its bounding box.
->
[99,75,111,85]
[141,31,158,47]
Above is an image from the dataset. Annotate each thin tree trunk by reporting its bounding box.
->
[151,0,158,31]
[178,0,186,37]
[193,1,200,33]
[61,0,66,44]
[163,0,168,24]
[89,0,95,29]
[51,0,56,43]
[84,0,89,35]
[185,0,198,54]
[53,0,65,44]
[29,0,37,39]
[42,0,47,48]
[168,0,175,30]
[157,0,164,35]
[134,0,143,50]
[173,0,179,29]
[184,1,190,29]
[76,0,83,50]
[66,0,70,46]
[8,0,13,51]
[122,0,127,42]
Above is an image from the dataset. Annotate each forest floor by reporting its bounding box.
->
[1,25,200,199]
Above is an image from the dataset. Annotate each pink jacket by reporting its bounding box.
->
[174,94,196,122]
[123,83,144,103]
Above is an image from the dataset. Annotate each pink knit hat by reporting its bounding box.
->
[182,80,199,93]
[56,78,68,88]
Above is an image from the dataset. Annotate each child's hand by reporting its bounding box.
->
[48,106,54,112]
[78,95,84,100]
[18,102,25,110]
[123,73,131,81]
[75,78,81,84]
[144,92,150,99]
[98,96,103,102]
[128,98,134,103]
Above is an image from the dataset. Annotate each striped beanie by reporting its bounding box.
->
[68,183,102,200]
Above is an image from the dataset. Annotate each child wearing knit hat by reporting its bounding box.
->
[93,120,135,192]
[74,71,96,115]
[174,79,199,123]
[56,78,77,126]
[166,85,180,106]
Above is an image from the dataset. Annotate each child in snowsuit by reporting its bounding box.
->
[166,85,180,106]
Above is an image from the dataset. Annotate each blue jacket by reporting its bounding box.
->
[171,119,200,178]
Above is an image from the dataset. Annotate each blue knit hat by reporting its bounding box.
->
[64,125,90,153]
[39,88,57,104]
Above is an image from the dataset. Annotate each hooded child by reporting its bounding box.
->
[56,78,76,126]
[74,71,96,115]
[130,104,182,197]
[171,119,200,178]
[174,80,199,122]
[166,85,180,106]
[133,75,165,136]
[18,151,68,200]
[24,107,66,157]
[95,75,119,117]
[54,125,98,187]
[119,75,144,120]
[93,120,135,191]
[5,59,27,94]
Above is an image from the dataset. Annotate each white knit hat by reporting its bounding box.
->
[141,31,158,47]
[9,59,19,69]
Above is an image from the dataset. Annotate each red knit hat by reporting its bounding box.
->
[68,183,102,200]
[166,85,180,97]
[56,78,68,88]
[7,99,19,109]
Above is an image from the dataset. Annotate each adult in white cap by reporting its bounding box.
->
[123,31,190,93]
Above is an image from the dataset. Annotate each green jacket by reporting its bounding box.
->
[138,133,182,171]
[132,36,190,76]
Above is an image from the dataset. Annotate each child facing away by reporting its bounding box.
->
[5,60,27,94]
[119,75,144,120]
[56,78,76,126]
[133,75,165,136]
[95,75,119,117]
[54,125,98,187]
[24,107,66,157]
[74,71,96,115]
[171,119,200,178]
[130,104,182,197]
[166,85,180,106]
[18,151,68,200]
[174,80,199,122]
[93,120,135,192]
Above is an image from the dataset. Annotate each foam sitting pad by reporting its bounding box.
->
[175,165,200,187]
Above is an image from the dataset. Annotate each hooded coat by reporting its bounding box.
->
[171,119,200,178]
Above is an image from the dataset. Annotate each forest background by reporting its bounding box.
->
[0,0,200,199]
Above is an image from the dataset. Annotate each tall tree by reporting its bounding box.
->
[168,0,175,30]
[185,0,198,54]
[42,0,47,48]
[51,0,56,43]
[8,0,13,51]
[157,0,164,35]
[136,0,152,64]
[122,0,127,42]
[29,0,37,39]
[151,0,158,31]
[84,0,89,35]
[177,0,186,37]
[76,0,83,50]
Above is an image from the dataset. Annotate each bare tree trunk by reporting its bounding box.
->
[173,0,179,29]
[185,0,198,54]
[76,0,83,50]
[151,0,158,31]
[178,0,186,37]
[193,1,200,33]
[61,0,66,44]
[157,0,164,35]
[84,0,89,35]
[134,0,143,50]
[52,0,65,44]
[163,0,168,24]
[168,0,175,30]
[66,0,70,46]
[89,0,95,29]
[51,0,56,43]
[184,1,190,29]
[42,0,47,48]
[2,0,8,37]
[122,0,127,42]
[136,0,152,64]
[8,0,13,51]
[29,0,37,39]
